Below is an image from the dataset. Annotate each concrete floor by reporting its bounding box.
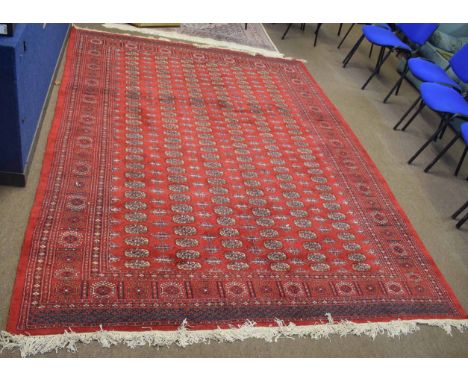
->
[0,23,467,357]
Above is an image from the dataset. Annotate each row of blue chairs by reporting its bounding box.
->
[341,23,468,229]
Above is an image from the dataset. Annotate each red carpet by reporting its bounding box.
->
[7,27,466,336]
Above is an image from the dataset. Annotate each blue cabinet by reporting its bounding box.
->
[0,23,69,186]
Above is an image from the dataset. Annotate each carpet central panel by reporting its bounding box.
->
[7,28,466,335]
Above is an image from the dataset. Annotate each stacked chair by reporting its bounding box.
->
[343,24,439,90]
[392,43,468,175]
[384,37,466,103]
[341,23,468,229]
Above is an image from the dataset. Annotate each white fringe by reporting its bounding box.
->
[100,23,285,58]
[1,315,467,357]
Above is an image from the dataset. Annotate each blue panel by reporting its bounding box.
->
[16,24,69,167]
[0,23,69,174]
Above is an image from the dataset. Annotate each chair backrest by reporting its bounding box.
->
[450,43,468,83]
[396,23,439,46]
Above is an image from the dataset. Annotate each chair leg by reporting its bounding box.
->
[395,72,405,96]
[245,23,248,30]
[376,46,385,74]
[400,102,426,132]
[342,34,365,67]
[452,201,468,219]
[438,121,451,140]
[314,23,322,47]
[281,24,293,40]
[393,96,422,130]
[338,23,343,36]
[361,49,393,90]
[424,133,460,173]
[456,211,468,229]
[337,23,355,49]
[433,116,447,141]
[408,119,450,164]
[369,43,374,58]
[383,66,408,103]
[455,146,468,176]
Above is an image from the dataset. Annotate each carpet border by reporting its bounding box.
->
[5,27,467,341]
[296,61,467,318]
[6,27,78,334]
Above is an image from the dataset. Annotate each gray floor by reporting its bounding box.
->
[0,23,467,357]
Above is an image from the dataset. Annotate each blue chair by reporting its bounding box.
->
[404,83,468,173]
[342,24,393,66]
[343,23,439,90]
[338,23,391,60]
[384,42,468,103]
[393,42,468,131]
[393,42,468,130]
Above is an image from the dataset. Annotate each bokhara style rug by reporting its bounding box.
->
[102,23,281,57]
[3,27,467,354]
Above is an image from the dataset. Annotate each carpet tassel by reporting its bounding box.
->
[2,315,468,357]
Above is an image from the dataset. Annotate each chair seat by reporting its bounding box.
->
[362,25,411,51]
[421,83,468,116]
[461,123,468,144]
[408,58,461,89]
